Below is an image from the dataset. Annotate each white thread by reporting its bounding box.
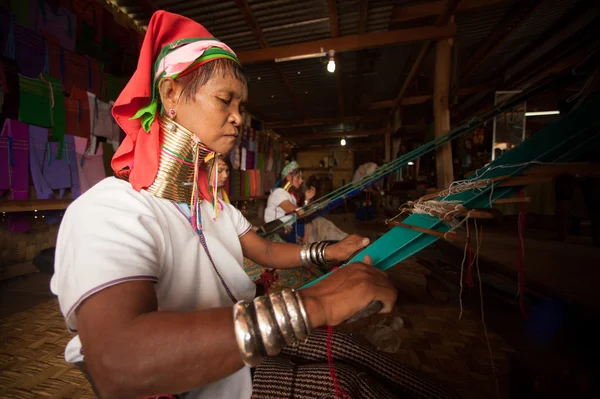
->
[458,228,468,320]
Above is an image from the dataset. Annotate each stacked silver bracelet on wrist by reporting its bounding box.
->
[233,289,312,367]
[299,241,330,267]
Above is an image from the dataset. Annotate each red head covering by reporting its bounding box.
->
[111,11,231,192]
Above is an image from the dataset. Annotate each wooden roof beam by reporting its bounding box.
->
[388,0,461,117]
[371,82,496,109]
[460,0,544,81]
[237,24,455,64]
[266,114,383,129]
[391,0,508,24]
[496,0,599,79]
[290,128,389,141]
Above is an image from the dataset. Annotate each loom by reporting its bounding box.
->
[259,76,573,239]
[298,90,600,289]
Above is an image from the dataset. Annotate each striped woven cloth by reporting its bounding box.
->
[252,329,457,399]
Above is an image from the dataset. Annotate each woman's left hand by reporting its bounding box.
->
[305,186,316,202]
[325,234,370,264]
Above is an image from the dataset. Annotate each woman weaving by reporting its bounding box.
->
[265,160,349,244]
[51,11,454,399]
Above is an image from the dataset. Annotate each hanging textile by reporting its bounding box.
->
[87,56,102,96]
[29,125,80,199]
[65,87,91,139]
[74,136,105,194]
[65,0,104,44]
[87,92,118,146]
[41,74,67,157]
[101,73,126,102]
[101,14,128,75]
[101,140,115,177]
[0,119,29,199]
[0,7,13,59]
[13,24,48,78]
[18,74,53,127]
[10,0,34,27]
[34,4,76,52]
[0,58,19,124]
[48,42,99,95]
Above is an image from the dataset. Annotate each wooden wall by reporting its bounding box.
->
[0,212,62,280]
[296,150,354,189]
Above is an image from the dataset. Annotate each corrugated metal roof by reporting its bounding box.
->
[108,0,595,140]
[470,0,583,83]
[455,0,518,54]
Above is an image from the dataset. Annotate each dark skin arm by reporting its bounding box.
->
[240,230,370,269]
[278,199,297,214]
[76,256,396,399]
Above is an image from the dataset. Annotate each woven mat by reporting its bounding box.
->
[0,299,512,399]
[0,299,95,399]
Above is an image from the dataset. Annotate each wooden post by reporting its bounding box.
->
[434,37,454,190]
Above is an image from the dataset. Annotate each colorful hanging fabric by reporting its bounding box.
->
[18,74,53,127]
[0,7,13,59]
[65,87,91,139]
[29,126,80,199]
[10,0,34,28]
[0,58,19,124]
[65,0,104,43]
[14,24,48,78]
[102,74,127,102]
[101,140,115,177]
[47,44,95,94]
[88,92,119,145]
[74,136,105,194]
[41,74,67,158]
[34,4,76,52]
[0,118,29,199]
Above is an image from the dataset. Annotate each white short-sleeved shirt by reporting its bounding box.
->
[264,188,296,223]
[51,177,256,399]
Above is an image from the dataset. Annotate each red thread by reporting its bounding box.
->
[255,269,279,294]
[516,191,529,320]
[465,222,475,288]
[327,326,352,399]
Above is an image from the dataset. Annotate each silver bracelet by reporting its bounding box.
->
[299,244,311,266]
[281,289,308,341]
[233,289,311,367]
[294,290,312,335]
[270,292,296,345]
[317,242,328,265]
[309,242,319,265]
[254,296,282,356]
[233,301,264,367]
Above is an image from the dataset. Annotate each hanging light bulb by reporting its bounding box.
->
[327,50,336,73]
[340,138,346,146]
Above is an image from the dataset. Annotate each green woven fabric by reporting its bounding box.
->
[18,75,52,127]
[76,21,103,61]
[102,73,126,102]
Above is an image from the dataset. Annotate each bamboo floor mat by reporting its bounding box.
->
[1,298,512,398]
[0,299,94,399]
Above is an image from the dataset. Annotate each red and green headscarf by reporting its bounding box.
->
[111,11,240,192]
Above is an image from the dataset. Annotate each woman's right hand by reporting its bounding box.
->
[299,255,397,328]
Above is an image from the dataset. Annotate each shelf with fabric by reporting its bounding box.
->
[0,199,73,213]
